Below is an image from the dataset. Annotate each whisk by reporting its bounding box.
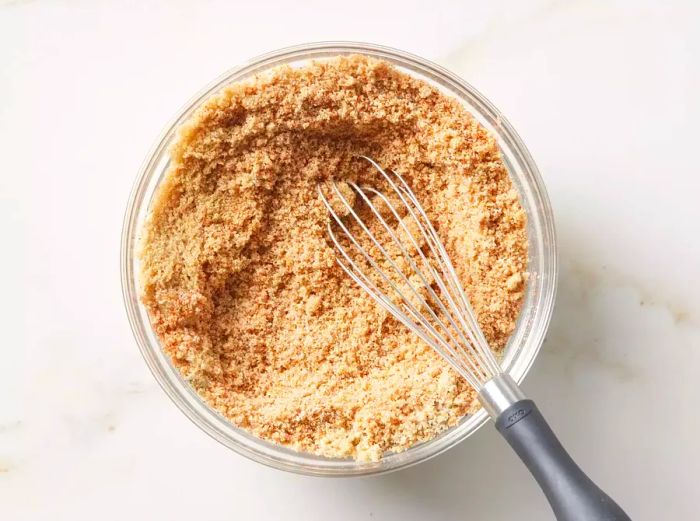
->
[318,157,631,521]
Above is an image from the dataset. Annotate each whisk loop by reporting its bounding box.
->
[317,156,504,392]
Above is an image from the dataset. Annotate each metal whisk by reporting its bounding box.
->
[319,157,630,521]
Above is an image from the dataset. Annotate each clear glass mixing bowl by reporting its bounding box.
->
[121,42,557,476]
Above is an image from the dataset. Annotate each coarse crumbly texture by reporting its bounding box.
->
[139,55,528,461]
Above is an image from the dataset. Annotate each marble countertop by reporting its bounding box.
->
[2,0,698,519]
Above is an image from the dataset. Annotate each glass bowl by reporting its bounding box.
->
[121,42,557,476]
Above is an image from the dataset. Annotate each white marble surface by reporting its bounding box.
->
[2,0,699,519]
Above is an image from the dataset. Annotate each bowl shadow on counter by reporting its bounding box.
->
[347,253,611,519]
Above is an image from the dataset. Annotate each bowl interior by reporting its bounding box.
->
[121,42,557,476]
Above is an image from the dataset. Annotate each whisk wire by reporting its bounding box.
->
[318,157,505,388]
[355,185,493,382]
[361,157,501,379]
[348,184,489,383]
[390,171,501,376]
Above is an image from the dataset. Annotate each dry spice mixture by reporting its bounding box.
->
[139,55,528,461]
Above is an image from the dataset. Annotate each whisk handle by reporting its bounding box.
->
[495,399,631,521]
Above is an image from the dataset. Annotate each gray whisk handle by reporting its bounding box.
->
[495,400,631,521]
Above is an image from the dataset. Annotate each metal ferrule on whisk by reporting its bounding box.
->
[478,373,526,418]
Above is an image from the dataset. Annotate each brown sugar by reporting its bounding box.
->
[139,55,528,461]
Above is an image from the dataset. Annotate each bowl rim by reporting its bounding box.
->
[121,41,558,477]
